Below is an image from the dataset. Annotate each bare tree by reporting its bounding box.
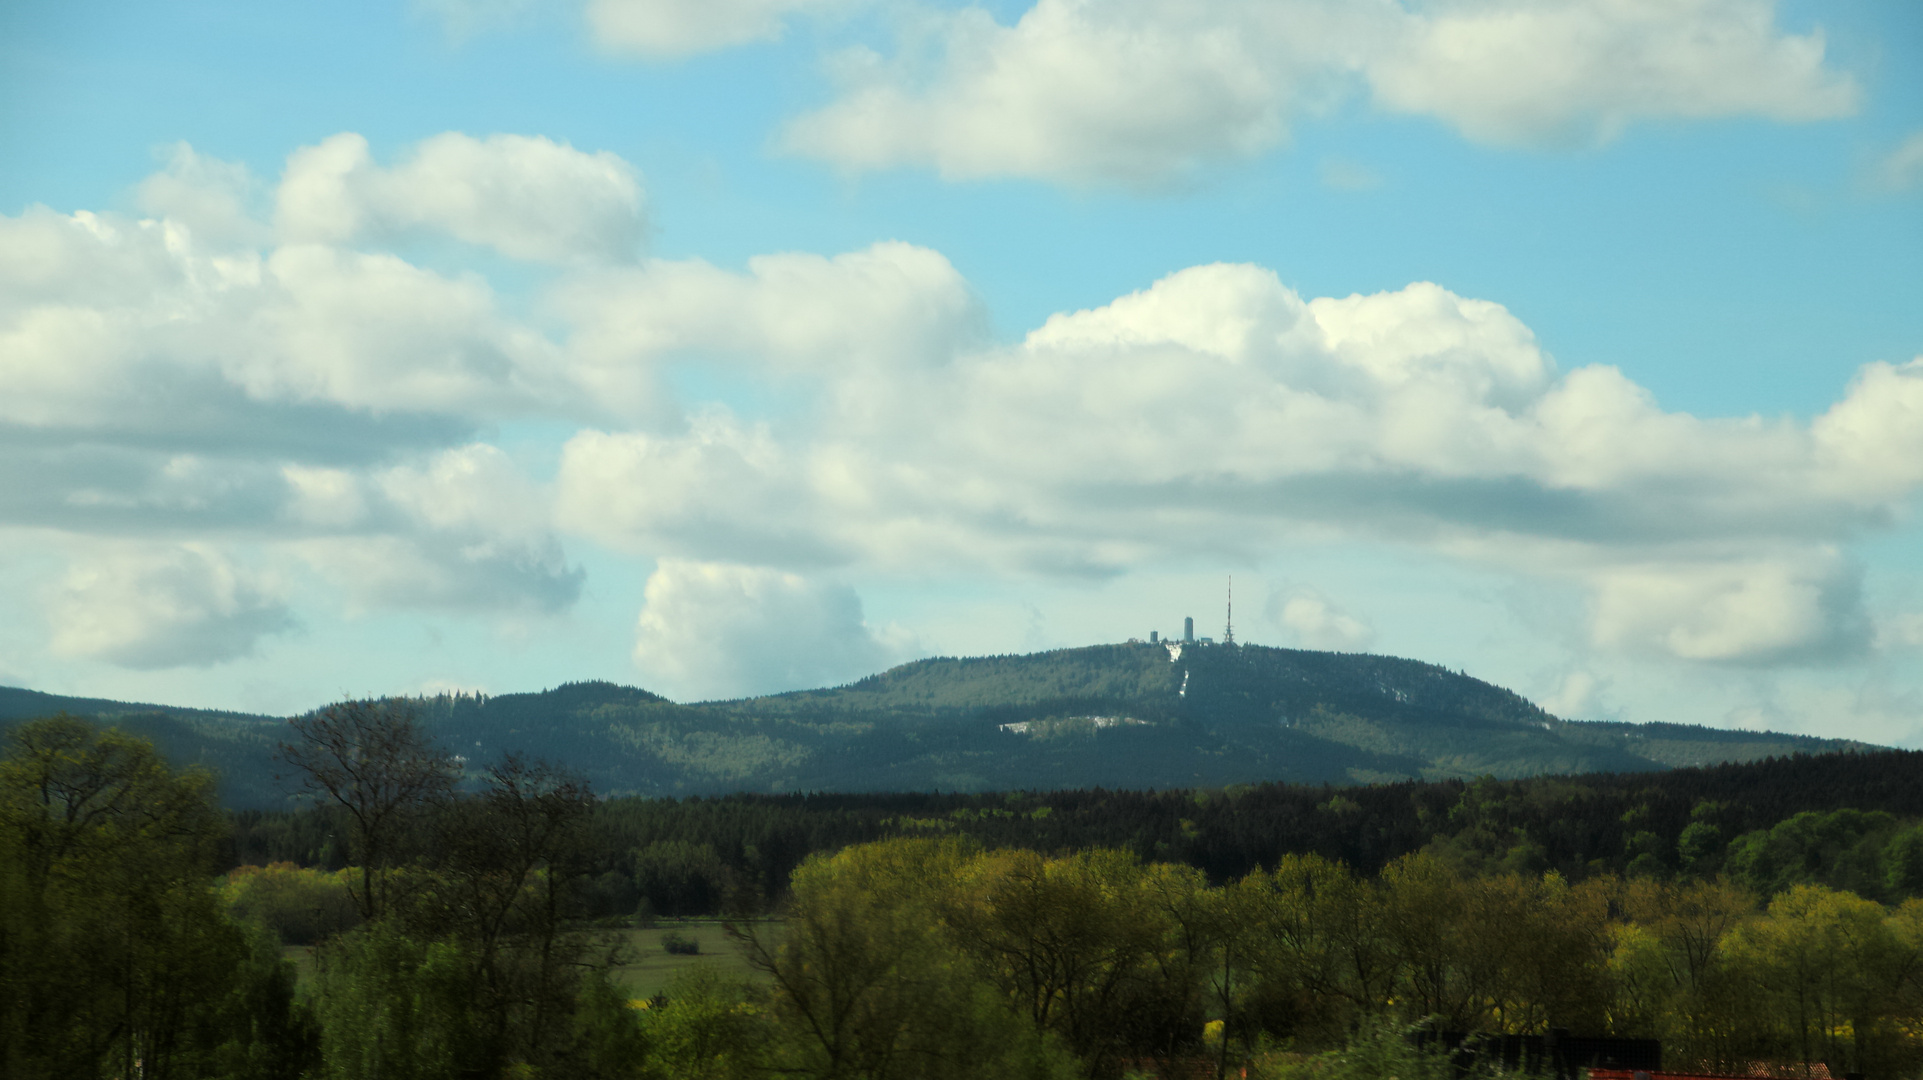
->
[437,754,596,1060]
[278,698,457,921]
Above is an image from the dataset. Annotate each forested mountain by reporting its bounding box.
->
[1,642,1870,809]
[0,686,288,807]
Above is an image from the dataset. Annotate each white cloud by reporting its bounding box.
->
[555,262,1923,665]
[224,243,568,415]
[555,417,846,565]
[7,139,1918,678]
[1539,668,1605,719]
[1363,0,1859,147]
[0,142,598,637]
[136,142,269,249]
[1588,552,1868,664]
[292,444,581,614]
[1722,679,1923,749]
[552,241,983,388]
[0,207,193,325]
[1873,131,1923,193]
[782,1,1296,187]
[377,443,553,541]
[782,0,1858,185]
[584,0,845,57]
[277,132,645,263]
[282,465,368,529]
[0,197,569,434]
[631,560,902,700]
[292,534,581,615]
[1811,358,1923,501]
[45,545,294,668]
[1271,591,1375,651]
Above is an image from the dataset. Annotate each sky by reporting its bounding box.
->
[1,0,1920,744]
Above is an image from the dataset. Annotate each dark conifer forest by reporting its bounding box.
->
[0,643,1868,809]
[8,647,1923,1079]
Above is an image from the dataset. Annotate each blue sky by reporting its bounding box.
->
[1,0,1919,746]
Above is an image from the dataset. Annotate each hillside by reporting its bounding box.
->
[0,686,289,807]
[1,642,1872,808]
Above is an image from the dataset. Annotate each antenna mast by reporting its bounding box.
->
[1224,575,1235,645]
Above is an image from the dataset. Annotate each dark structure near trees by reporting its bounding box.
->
[1420,1030,1663,1078]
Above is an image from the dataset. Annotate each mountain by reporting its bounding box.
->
[0,686,289,807]
[0,642,1872,808]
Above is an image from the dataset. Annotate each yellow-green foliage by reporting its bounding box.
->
[726,839,1923,1080]
[222,861,361,945]
[1,716,317,1078]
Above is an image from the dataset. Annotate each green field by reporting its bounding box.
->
[280,919,779,1000]
[606,919,777,999]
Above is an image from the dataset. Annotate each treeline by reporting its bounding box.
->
[231,748,1923,916]
[724,838,1923,1078]
[2,709,644,1079]
[17,704,1923,1080]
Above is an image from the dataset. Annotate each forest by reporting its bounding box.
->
[1,642,1869,810]
[10,705,1923,1079]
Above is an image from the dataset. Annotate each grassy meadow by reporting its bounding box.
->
[279,919,779,1001]
[606,919,777,999]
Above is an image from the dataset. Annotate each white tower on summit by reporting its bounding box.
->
[1224,575,1235,646]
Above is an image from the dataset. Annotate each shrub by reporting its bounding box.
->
[221,861,362,945]
[661,931,701,955]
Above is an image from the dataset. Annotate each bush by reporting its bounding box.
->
[222,862,361,946]
[1253,1019,1460,1080]
[661,931,701,955]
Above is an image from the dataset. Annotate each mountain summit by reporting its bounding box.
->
[1,643,1867,808]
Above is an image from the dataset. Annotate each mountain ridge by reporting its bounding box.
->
[0,642,1874,808]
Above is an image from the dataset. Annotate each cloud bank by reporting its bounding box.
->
[632,560,902,699]
[6,134,1918,683]
[277,132,645,264]
[782,0,1859,185]
[46,545,294,668]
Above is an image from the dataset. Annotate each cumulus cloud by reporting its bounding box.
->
[1362,0,1858,147]
[552,241,983,406]
[291,444,581,614]
[556,417,847,566]
[226,244,570,414]
[292,534,581,615]
[782,0,1858,185]
[0,202,570,434]
[136,143,270,249]
[0,134,607,650]
[8,137,1919,677]
[1271,591,1375,651]
[277,132,645,263]
[1587,553,1870,665]
[631,560,902,700]
[45,545,294,668]
[556,262,1923,665]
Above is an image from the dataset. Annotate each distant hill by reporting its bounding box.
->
[0,643,1873,808]
[0,686,288,807]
